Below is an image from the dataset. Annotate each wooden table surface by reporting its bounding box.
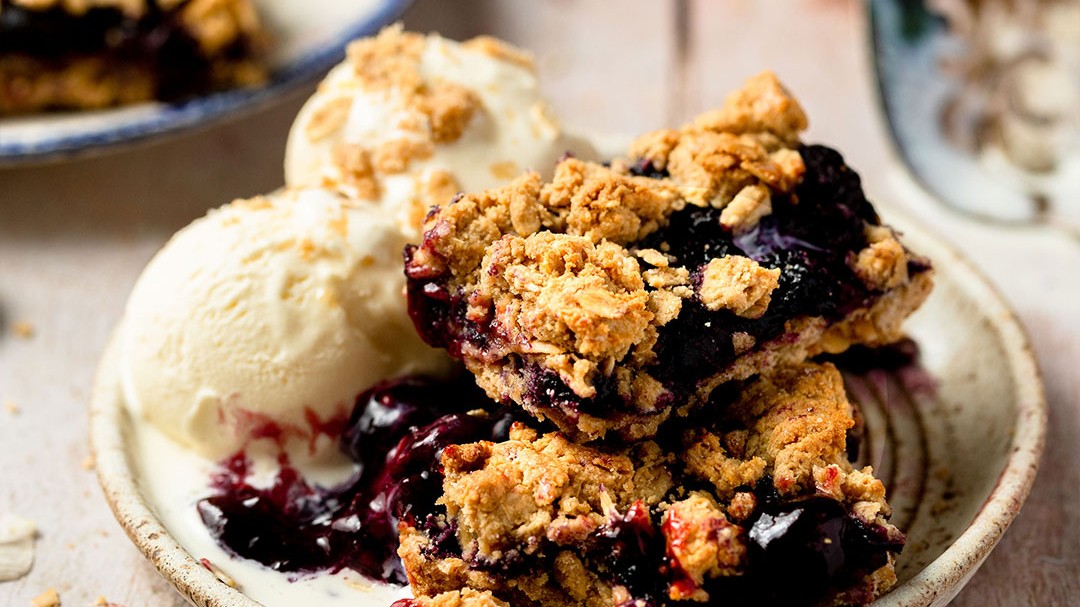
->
[1,1,1076,606]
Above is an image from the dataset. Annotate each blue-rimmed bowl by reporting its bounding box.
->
[0,0,413,164]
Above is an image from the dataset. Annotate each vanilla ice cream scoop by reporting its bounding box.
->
[119,188,452,459]
[285,26,595,238]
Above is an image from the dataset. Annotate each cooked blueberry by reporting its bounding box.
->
[588,501,668,605]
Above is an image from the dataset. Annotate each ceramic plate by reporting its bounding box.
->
[0,0,411,164]
[89,209,1046,607]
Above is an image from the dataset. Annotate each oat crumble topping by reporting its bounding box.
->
[697,256,780,318]
[323,27,487,185]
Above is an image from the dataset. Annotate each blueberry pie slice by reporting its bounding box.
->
[0,0,268,114]
[399,362,904,607]
[404,72,933,441]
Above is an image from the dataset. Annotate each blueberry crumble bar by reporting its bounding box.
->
[0,0,268,114]
[404,72,933,441]
[398,362,904,607]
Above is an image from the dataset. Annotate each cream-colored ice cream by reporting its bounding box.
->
[285,26,595,238]
[119,187,451,460]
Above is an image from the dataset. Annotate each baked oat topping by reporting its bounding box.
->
[461,35,535,70]
[719,183,772,232]
[329,27,487,176]
[628,72,806,208]
[697,255,780,318]
[394,589,511,607]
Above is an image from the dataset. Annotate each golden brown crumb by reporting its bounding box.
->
[332,144,380,200]
[731,332,756,355]
[853,227,910,291]
[410,589,510,607]
[81,455,96,471]
[684,363,875,503]
[727,491,757,522]
[626,128,681,171]
[697,256,780,319]
[11,321,35,340]
[4,401,20,416]
[626,72,808,208]
[441,423,674,559]
[479,232,651,397]
[420,81,481,144]
[179,0,264,56]
[663,492,744,601]
[540,158,681,244]
[345,25,426,96]
[461,36,535,70]
[683,431,768,499]
[335,26,488,177]
[305,96,353,142]
[31,588,60,607]
[719,184,772,232]
[691,71,809,145]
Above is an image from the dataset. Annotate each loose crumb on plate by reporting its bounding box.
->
[199,557,238,589]
[4,401,19,416]
[30,588,59,607]
[11,320,35,340]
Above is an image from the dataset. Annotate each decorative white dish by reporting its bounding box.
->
[89,207,1046,607]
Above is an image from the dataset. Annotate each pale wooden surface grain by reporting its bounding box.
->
[0,1,1076,606]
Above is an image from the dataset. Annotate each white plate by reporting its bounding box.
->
[89,212,1046,607]
[0,0,411,164]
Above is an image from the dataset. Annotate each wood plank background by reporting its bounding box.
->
[0,1,1076,605]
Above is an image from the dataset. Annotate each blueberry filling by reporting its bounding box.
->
[644,145,884,388]
[712,491,905,606]
[532,478,903,607]
[0,0,255,99]
[818,337,921,374]
[582,481,903,607]
[197,376,510,584]
[627,158,670,180]
[588,500,669,605]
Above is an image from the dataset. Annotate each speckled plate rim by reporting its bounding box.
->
[0,0,413,165]
[91,325,263,607]
[872,211,1047,607]
[89,210,1047,607]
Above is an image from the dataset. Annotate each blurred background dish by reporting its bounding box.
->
[0,0,413,164]
[870,0,1080,237]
